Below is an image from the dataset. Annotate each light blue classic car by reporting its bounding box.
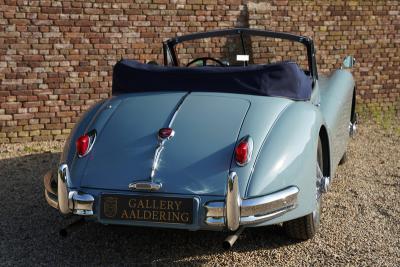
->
[44,28,357,248]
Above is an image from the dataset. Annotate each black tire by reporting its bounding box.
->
[341,102,356,165]
[283,138,323,240]
[283,211,318,240]
[339,152,347,165]
[342,89,357,162]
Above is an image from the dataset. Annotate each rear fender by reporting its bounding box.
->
[245,102,325,219]
[60,98,117,187]
[319,70,354,174]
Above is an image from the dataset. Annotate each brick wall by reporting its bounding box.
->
[0,0,399,143]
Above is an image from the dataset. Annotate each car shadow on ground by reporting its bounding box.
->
[0,152,298,265]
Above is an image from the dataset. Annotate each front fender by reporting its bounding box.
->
[246,102,324,218]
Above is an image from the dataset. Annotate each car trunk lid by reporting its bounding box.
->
[79,92,250,196]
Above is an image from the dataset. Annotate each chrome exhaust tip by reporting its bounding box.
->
[222,227,245,249]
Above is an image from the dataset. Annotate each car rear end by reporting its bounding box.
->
[44,92,302,231]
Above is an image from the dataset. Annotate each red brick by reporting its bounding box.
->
[45,123,64,130]
[9,19,30,25]
[14,113,34,120]
[57,111,76,117]
[41,7,62,14]
[9,137,32,143]
[0,1,399,143]
[0,115,13,120]
[1,102,22,109]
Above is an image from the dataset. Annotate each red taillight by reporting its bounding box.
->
[76,130,96,157]
[235,136,253,166]
[235,142,248,165]
[76,135,90,157]
[158,127,175,140]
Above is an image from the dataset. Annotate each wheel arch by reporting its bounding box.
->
[350,86,357,123]
[319,125,331,178]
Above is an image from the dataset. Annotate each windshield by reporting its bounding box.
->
[174,35,309,70]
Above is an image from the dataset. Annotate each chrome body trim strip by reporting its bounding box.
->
[150,142,165,179]
[167,92,190,128]
[147,92,190,182]
[149,129,175,180]
[205,172,299,228]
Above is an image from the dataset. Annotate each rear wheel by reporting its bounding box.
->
[341,89,357,164]
[283,138,323,240]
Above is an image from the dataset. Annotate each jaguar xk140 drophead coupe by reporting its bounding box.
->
[44,28,357,248]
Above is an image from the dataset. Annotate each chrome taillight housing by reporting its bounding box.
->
[76,130,96,157]
[235,135,253,166]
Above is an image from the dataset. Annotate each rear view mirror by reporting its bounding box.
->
[342,56,355,69]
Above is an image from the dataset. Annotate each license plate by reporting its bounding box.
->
[100,194,194,224]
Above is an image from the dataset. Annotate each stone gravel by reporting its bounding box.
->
[0,121,399,266]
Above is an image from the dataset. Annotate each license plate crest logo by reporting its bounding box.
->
[103,197,118,218]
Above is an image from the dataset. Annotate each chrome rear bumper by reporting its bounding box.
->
[205,172,298,231]
[44,164,94,216]
[44,166,297,230]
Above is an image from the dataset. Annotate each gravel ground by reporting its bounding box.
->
[0,120,399,266]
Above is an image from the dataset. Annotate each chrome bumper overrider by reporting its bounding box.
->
[44,164,95,216]
[205,172,299,231]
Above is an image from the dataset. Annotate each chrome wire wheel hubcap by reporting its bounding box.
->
[313,140,323,228]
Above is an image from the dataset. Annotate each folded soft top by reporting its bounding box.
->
[112,60,312,101]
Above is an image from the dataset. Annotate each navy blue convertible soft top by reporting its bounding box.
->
[112,60,312,101]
